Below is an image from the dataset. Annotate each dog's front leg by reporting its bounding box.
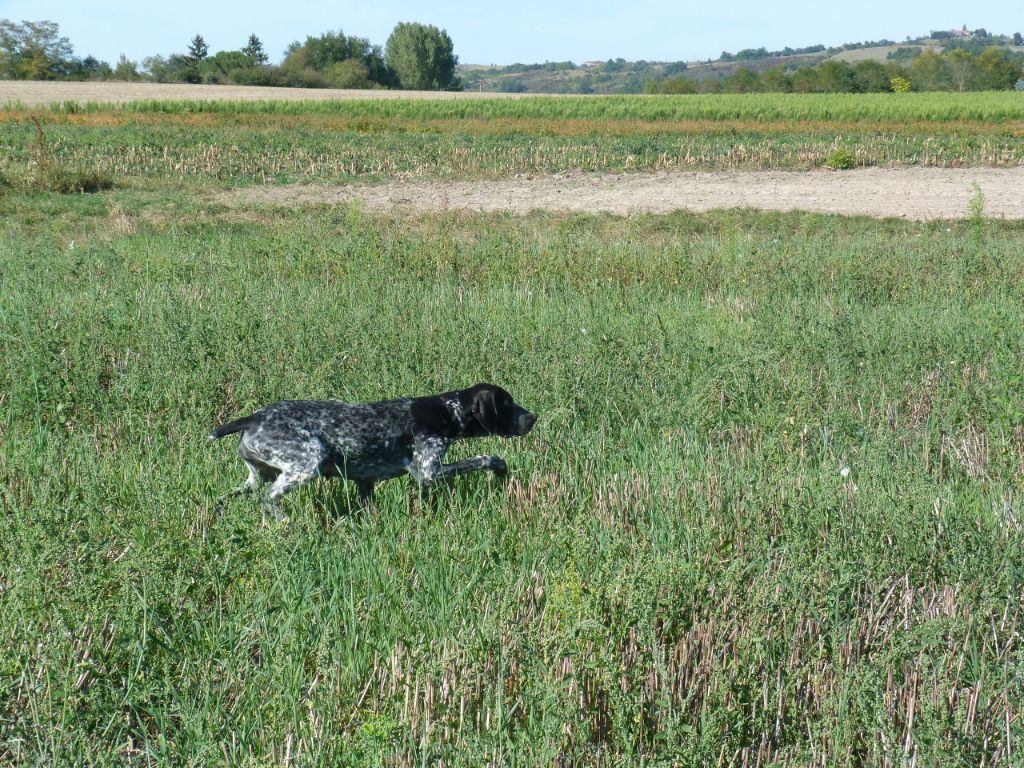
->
[407,452,507,487]
[437,455,508,479]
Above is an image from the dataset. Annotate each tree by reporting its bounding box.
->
[1014,33,1023,46]
[759,66,792,92]
[945,47,975,92]
[851,60,894,92]
[972,47,1022,90]
[723,67,759,93]
[697,77,723,93]
[735,47,769,61]
[112,54,140,81]
[790,67,821,93]
[188,35,208,62]
[908,49,947,91]
[242,34,268,65]
[64,54,112,80]
[815,60,855,92]
[385,22,460,90]
[200,50,251,83]
[651,74,697,94]
[143,53,199,83]
[0,19,74,79]
[283,30,391,86]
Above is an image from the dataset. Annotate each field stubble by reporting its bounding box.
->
[3,95,1024,188]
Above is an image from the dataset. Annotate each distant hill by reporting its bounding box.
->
[458,28,1024,94]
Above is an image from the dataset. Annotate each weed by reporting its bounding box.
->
[968,181,986,223]
[5,116,117,194]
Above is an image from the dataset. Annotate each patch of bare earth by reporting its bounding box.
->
[0,81,538,107]
[218,167,1024,220]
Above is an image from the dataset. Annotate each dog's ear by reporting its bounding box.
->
[410,397,458,437]
[469,386,501,433]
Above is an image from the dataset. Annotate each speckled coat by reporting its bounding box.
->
[211,383,535,518]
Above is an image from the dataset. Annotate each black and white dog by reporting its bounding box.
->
[211,383,535,517]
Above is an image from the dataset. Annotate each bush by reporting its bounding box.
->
[824,147,856,170]
[324,59,373,88]
[891,75,912,93]
[227,65,289,87]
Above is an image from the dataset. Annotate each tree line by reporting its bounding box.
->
[646,48,1024,94]
[0,20,461,90]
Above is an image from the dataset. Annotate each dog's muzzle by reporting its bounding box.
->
[517,411,537,435]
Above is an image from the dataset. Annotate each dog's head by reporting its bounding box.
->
[461,383,536,438]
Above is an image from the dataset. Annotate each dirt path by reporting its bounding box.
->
[220,167,1024,220]
[0,80,534,106]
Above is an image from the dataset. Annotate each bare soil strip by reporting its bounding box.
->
[219,167,1024,220]
[0,81,533,106]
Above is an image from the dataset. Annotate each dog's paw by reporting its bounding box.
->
[491,457,509,478]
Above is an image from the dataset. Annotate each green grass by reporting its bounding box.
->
[2,187,1023,765]
[19,91,1024,122]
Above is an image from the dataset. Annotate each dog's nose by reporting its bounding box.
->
[520,412,537,433]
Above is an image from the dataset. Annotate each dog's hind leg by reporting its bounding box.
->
[215,461,265,513]
[263,469,318,522]
[262,440,329,522]
[355,480,375,506]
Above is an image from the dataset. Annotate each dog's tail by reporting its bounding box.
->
[209,414,259,440]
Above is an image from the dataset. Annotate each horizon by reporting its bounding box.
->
[0,1,1020,69]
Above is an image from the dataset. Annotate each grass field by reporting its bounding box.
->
[1,93,1023,766]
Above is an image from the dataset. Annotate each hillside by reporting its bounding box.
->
[459,28,1024,94]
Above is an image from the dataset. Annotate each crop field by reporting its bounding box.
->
[2,92,1024,184]
[24,91,1024,121]
[1,92,1024,766]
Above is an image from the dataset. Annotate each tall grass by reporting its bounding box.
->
[18,92,1024,123]
[2,196,1023,765]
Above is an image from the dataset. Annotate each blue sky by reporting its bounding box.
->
[0,0,1019,66]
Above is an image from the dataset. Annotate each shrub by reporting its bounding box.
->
[824,147,856,170]
[891,75,912,93]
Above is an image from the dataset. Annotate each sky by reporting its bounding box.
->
[1,0,1020,67]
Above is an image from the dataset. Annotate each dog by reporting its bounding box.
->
[211,383,535,518]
